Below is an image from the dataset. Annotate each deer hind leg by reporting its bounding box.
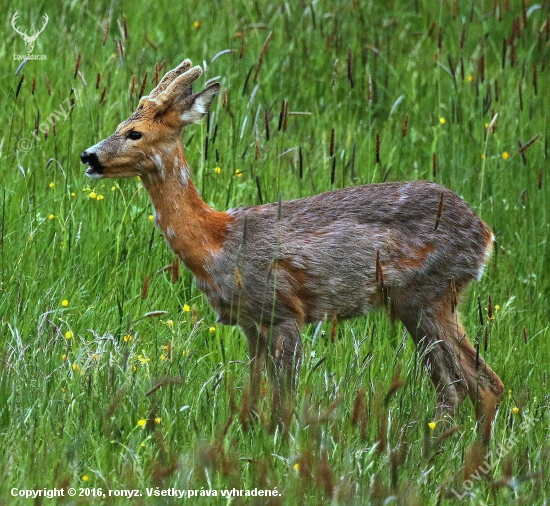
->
[394,294,503,425]
[449,315,504,428]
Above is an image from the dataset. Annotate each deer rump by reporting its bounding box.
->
[200,180,491,328]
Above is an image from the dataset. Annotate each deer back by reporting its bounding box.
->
[202,181,492,326]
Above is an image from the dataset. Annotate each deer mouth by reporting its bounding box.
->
[84,165,104,178]
[81,151,105,179]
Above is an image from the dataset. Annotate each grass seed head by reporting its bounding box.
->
[44,73,51,95]
[347,45,354,89]
[99,86,106,104]
[368,74,373,105]
[278,100,285,131]
[330,314,338,342]
[102,20,109,46]
[402,113,409,137]
[171,257,179,283]
[138,73,147,100]
[282,100,289,132]
[264,109,270,141]
[141,275,149,299]
[74,52,81,80]
[253,31,272,83]
[130,75,136,98]
[318,450,334,498]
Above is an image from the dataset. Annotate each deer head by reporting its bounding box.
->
[81,59,219,181]
[12,12,49,54]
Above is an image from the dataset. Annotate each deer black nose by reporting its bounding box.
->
[81,150,93,164]
[81,150,103,166]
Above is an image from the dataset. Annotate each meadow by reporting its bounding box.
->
[1,0,549,504]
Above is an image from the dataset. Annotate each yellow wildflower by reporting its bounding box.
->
[155,417,161,424]
[439,117,446,125]
[502,151,510,160]
[65,331,72,339]
[193,20,200,28]
[512,407,519,414]
[214,167,221,174]
[166,320,173,327]
[123,334,133,342]
[89,192,97,199]
[61,299,69,307]
[148,215,154,221]
[137,419,147,427]
[209,326,216,333]
[82,475,89,482]
[48,214,55,220]
[61,354,67,361]
[72,363,79,371]
[183,304,191,312]
[235,169,243,177]
[428,422,437,430]
[293,463,300,472]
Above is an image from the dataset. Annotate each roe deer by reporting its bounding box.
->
[81,58,504,429]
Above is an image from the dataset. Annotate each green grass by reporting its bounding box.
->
[1,0,549,504]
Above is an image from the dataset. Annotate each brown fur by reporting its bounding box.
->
[81,59,504,432]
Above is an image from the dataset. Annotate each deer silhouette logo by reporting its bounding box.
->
[11,12,49,54]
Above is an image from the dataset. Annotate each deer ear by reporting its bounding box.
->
[179,84,220,125]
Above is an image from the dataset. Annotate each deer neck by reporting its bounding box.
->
[141,144,232,280]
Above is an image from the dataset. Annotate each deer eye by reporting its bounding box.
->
[127,131,142,140]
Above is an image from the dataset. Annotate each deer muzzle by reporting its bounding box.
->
[81,150,104,179]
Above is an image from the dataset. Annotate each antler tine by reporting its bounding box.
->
[149,59,193,99]
[32,13,48,37]
[153,65,204,110]
[38,14,49,33]
[11,12,27,37]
